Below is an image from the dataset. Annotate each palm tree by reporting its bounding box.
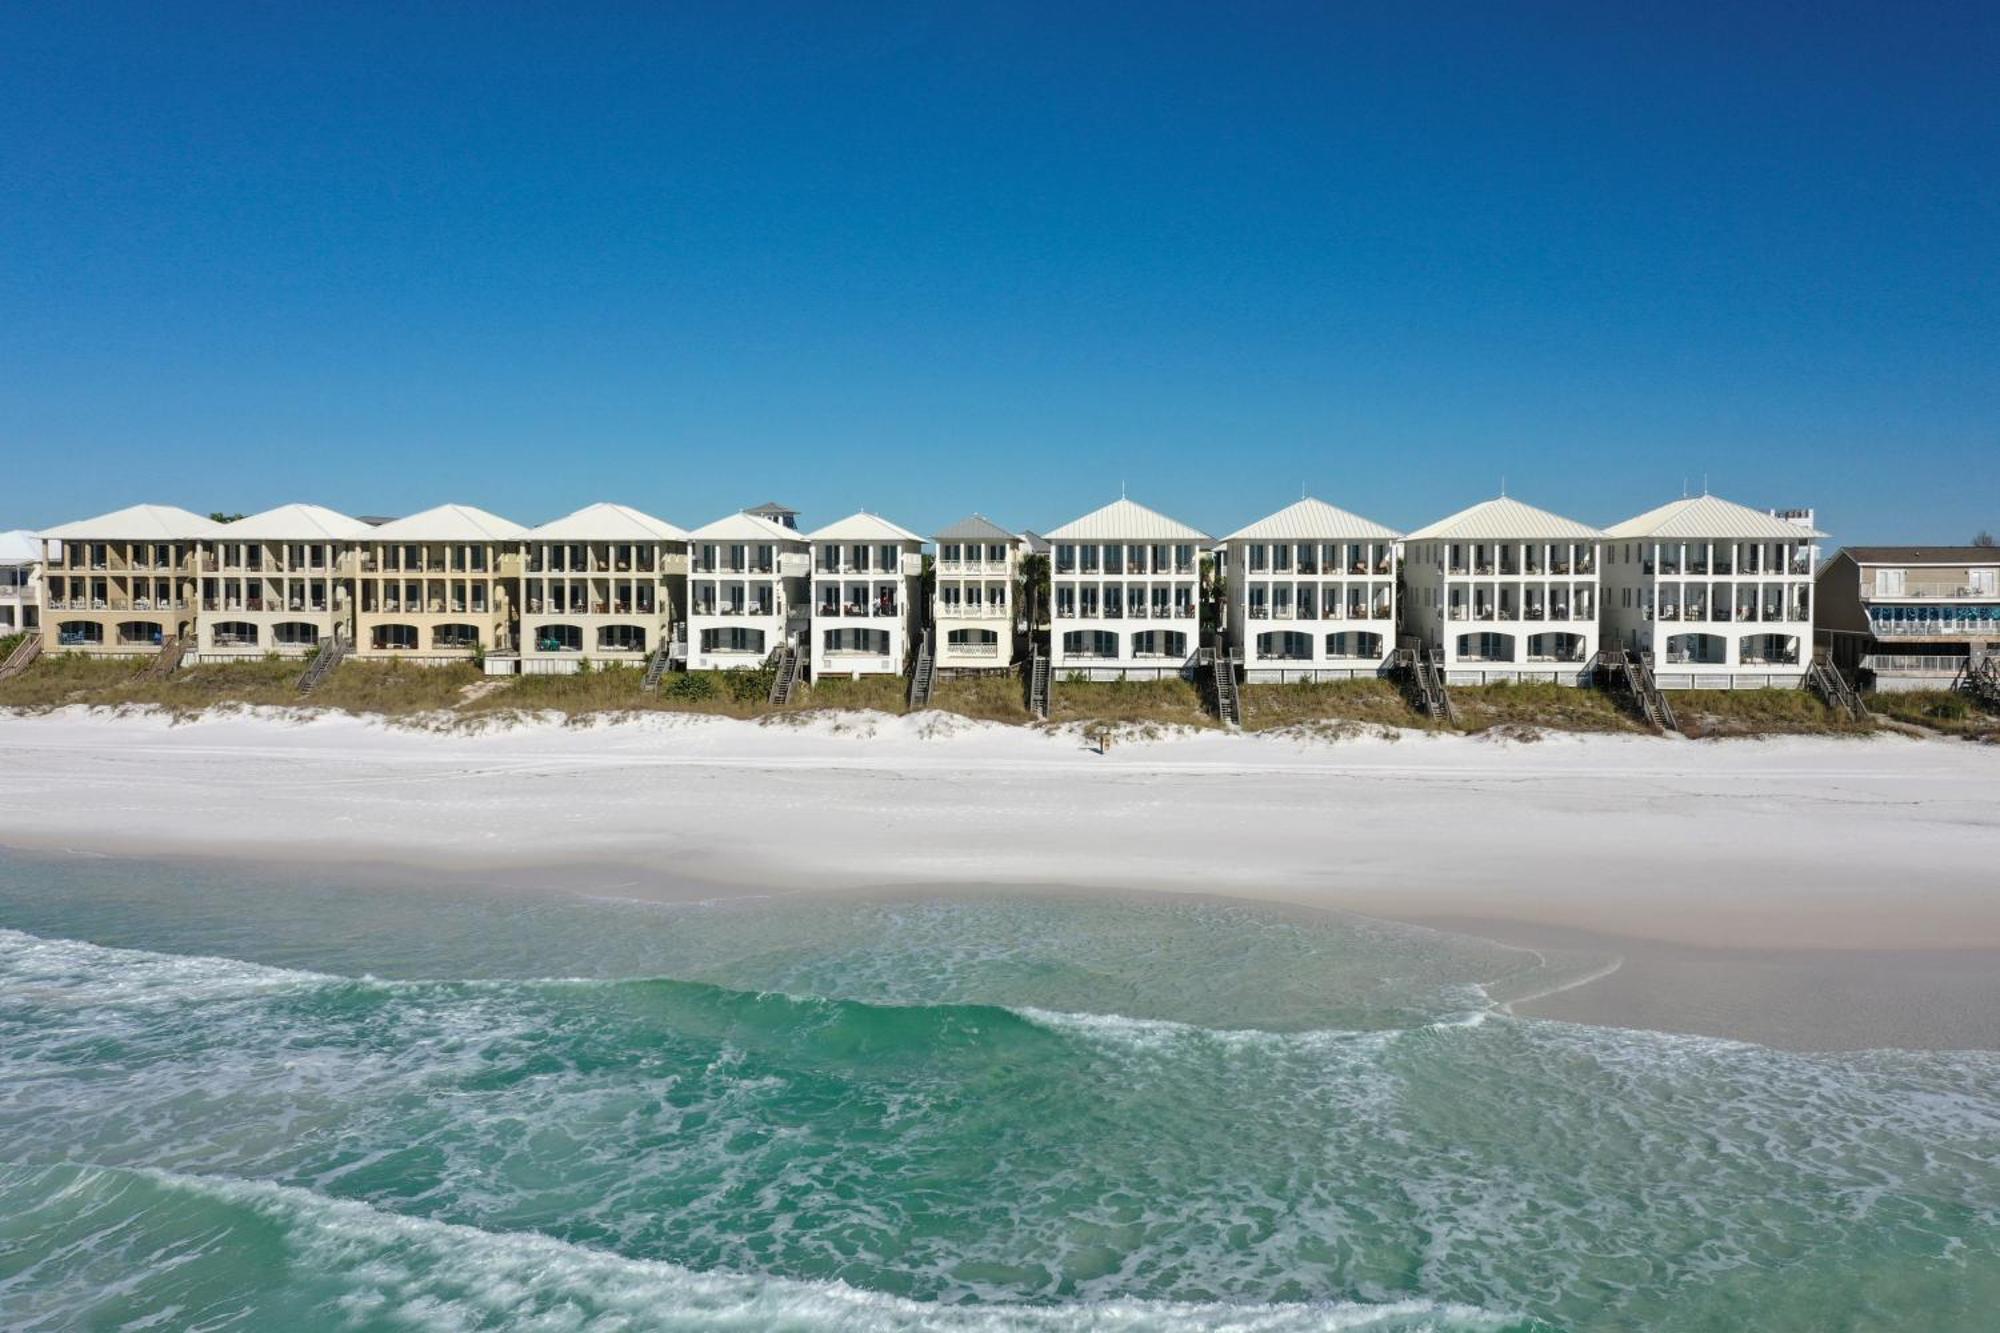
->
[1017,551,1050,640]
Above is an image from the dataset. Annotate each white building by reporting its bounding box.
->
[1601,495,1823,688]
[38,505,224,656]
[517,503,690,674]
[195,504,372,660]
[806,513,925,679]
[1047,498,1208,680]
[1402,496,1605,685]
[686,509,810,671]
[0,530,45,637]
[353,504,527,661]
[1221,498,1400,682]
[932,515,1024,671]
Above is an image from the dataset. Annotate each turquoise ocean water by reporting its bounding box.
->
[0,851,1995,1331]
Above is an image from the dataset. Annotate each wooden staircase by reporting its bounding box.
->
[1028,650,1050,720]
[295,633,348,695]
[907,629,935,709]
[139,634,190,681]
[1393,647,1457,725]
[0,633,42,682]
[1596,648,1677,733]
[641,642,672,693]
[1965,653,2000,709]
[1805,652,1867,722]
[1208,644,1242,729]
[768,643,801,706]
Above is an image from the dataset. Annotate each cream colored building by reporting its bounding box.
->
[1602,495,1822,688]
[516,503,690,673]
[353,504,526,660]
[1401,496,1605,685]
[685,509,810,670]
[0,530,44,637]
[932,515,1024,671]
[39,505,223,656]
[194,504,372,660]
[806,512,924,679]
[1221,498,1400,682]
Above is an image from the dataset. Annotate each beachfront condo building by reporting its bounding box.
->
[686,509,811,670]
[932,515,1025,671]
[194,504,373,661]
[38,505,224,656]
[1601,497,1821,688]
[1048,498,1208,680]
[1814,545,2000,692]
[806,513,925,678]
[1220,498,1401,682]
[0,530,44,636]
[1402,497,1605,685]
[352,504,527,661]
[516,503,690,673]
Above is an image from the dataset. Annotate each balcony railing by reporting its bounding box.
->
[1871,580,2000,600]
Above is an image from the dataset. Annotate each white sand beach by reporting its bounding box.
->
[3,707,1997,1047]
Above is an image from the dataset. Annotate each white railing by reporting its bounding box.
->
[1862,654,1970,672]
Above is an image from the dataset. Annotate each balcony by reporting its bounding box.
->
[1870,579,2000,600]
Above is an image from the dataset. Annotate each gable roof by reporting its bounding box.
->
[1605,495,1826,540]
[933,513,1021,544]
[689,510,805,542]
[1404,496,1604,542]
[1836,545,2000,566]
[1045,497,1210,543]
[368,504,527,541]
[1225,497,1402,543]
[806,511,926,543]
[225,503,376,541]
[1021,530,1051,553]
[0,529,42,563]
[39,504,226,542]
[529,502,689,542]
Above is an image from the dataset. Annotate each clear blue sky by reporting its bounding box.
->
[3,2,1994,543]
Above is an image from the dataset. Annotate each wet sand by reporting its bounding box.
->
[1410,914,2000,1052]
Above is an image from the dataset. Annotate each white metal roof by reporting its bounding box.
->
[39,504,227,542]
[806,511,925,544]
[933,514,1021,544]
[1045,497,1210,543]
[0,529,42,563]
[529,502,690,543]
[368,504,528,542]
[1403,496,1604,542]
[1223,497,1402,543]
[688,510,807,542]
[1605,495,1827,540]
[224,503,377,541]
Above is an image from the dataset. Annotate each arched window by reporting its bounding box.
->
[1527,632,1585,662]
[1325,631,1383,659]
[1737,633,1798,666]
[58,620,104,647]
[116,620,163,646]
[1061,629,1119,658]
[597,624,647,654]
[433,624,482,651]
[211,620,259,647]
[701,626,766,655]
[535,624,583,653]
[1130,630,1187,658]
[947,628,999,647]
[1455,632,1516,662]
[824,627,890,655]
[372,624,419,651]
[1255,631,1312,660]
[1665,633,1726,665]
[273,622,320,648]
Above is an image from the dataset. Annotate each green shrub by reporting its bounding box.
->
[663,672,717,701]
